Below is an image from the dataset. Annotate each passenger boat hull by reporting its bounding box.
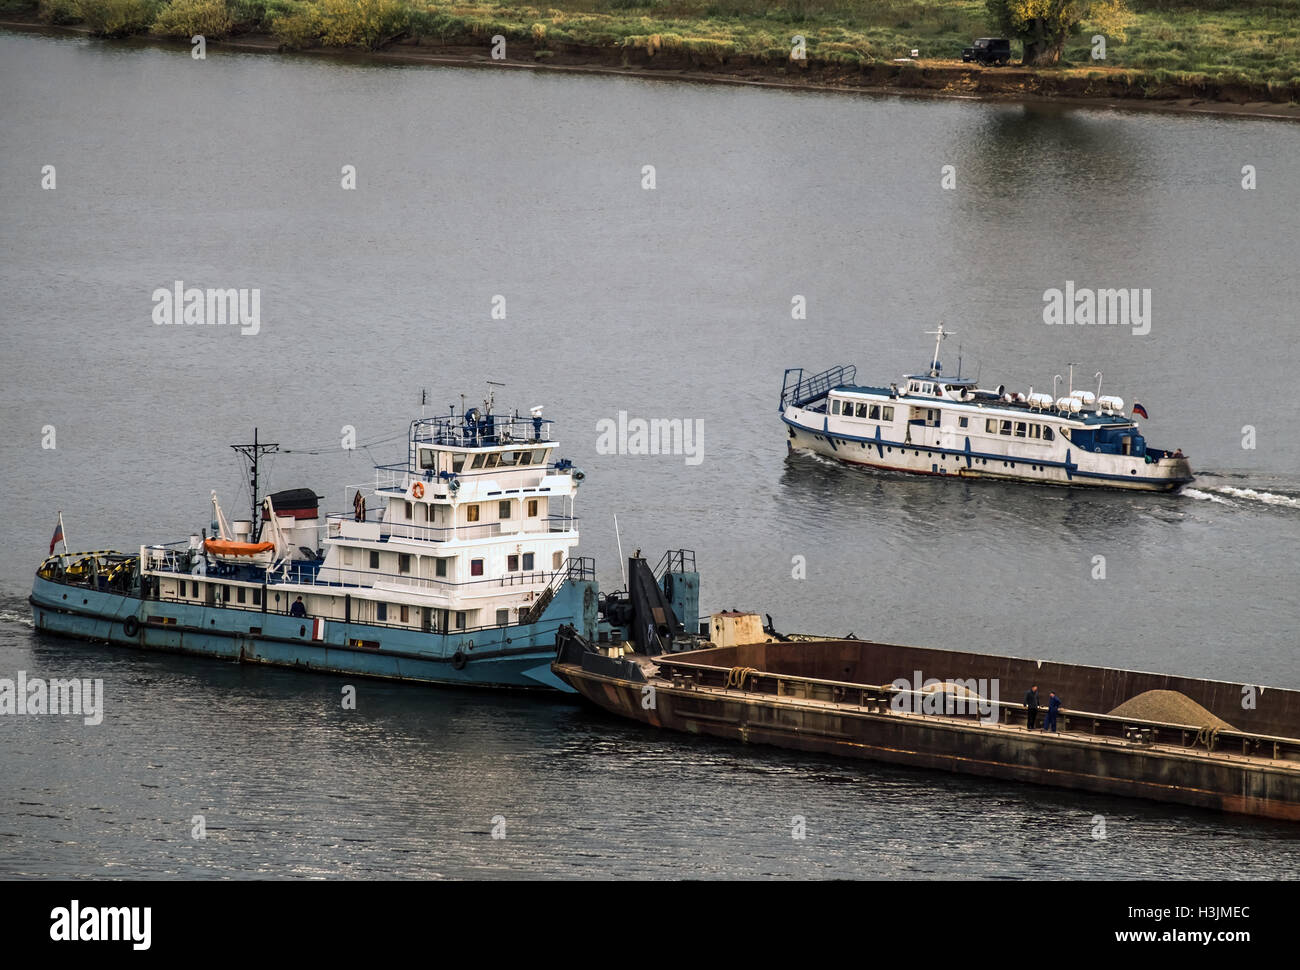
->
[554,634,1300,821]
[783,411,1192,492]
[30,574,597,692]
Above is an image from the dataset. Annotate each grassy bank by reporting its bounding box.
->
[10,0,1300,98]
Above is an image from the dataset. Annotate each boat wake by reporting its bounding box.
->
[0,609,35,628]
[1182,483,1300,513]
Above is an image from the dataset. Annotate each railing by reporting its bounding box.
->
[654,549,696,578]
[275,563,561,597]
[519,556,595,625]
[411,413,554,449]
[372,461,570,495]
[780,364,857,411]
[651,659,1300,763]
[326,514,579,543]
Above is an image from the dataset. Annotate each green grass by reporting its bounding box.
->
[20,0,1300,86]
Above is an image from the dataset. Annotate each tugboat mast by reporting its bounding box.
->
[231,428,279,541]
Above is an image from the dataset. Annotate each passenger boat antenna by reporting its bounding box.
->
[1095,371,1104,401]
[231,428,279,541]
[1067,362,1077,397]
[924,324,953,377]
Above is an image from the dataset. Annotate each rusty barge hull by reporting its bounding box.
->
[553,638,1300,822]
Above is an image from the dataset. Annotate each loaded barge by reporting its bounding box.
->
[554,613,1300,821]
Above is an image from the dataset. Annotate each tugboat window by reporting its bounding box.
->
[435,558,447,577]
[369,550,380,569]
[398,554,411,574]
[466,504,480,522]
[832,400,841,415]
[986,419,998,433]
[471,559,484,576]
[522,552,534,570]
[1015,422,1027,437]
[1043,427,1055,441]
[452,454,467,472]
[856,403,869,418]
[527,499,539,517]
[471,454,486,469]
[419,449,436,469]
[377,603,387,622]
[1000,421,1012,435]
[869,405,881,420]
[499,501,511,519]
[882,407,894,421]
[508,554,519,571]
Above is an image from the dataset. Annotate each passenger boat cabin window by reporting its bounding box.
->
[404,500,413,519]
[1000,420,1013,435]
[497,609,510,626]
[369,550,380,570]
[508,554,519,571]
[400,604,409,624]
[471,559,484,577]
[455,611,466,629]
[452,454,467,472]
[485,453,500,468]
[419,449,436,469]
[471,454,486,469]
[959,417,968,428]
[377,602,387,622]
[343,548,354,566]
[856,403,869,418]
[398,554,411,574]
[527,499,539,517]
[499,501,511,519]
[832,400,841,415]
[522,552,534,570]
[882,406,894,421]
[553,551,563,570]
[498,451,518,466]
[1015,422,1027,437]
[435,558,447,577]
[236,586,246,604]
[466,504,480,522]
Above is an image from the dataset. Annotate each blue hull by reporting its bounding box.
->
[29,575,597,692]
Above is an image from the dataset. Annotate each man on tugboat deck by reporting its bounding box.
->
[290,596,306,618]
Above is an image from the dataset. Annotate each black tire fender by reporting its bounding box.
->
[122,615,140,637]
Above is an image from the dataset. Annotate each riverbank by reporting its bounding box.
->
[3,9,1298,121]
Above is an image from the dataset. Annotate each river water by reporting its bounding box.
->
[2,30,1299,879]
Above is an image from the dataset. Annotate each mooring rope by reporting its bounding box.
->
[1192,726,1222,750]
[723,666,758,691]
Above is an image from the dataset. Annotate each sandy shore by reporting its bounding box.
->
[4,17,1297,122]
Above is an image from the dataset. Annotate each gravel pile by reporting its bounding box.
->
[1107,690,1237,731]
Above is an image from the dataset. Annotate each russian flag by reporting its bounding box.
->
[1132,403,1149,419]
[49,519,64,555]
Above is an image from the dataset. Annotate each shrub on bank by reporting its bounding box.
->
[38,0,82,24]
[152,0,233,37]
[75,0,161,37]
[267,0,321,47]
[317,0,409,49]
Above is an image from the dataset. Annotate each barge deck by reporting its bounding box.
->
[553,630,1300,822]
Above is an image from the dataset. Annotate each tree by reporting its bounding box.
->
[986,0,1132,66]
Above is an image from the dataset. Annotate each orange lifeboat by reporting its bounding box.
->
[203,539,275,557]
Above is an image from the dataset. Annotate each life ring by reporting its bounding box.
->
[122,615,140,637]
[411,481,425,499]
[451,651,467,670]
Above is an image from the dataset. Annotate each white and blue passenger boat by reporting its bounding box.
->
[780,327,1194,491]
[30,399,700,692]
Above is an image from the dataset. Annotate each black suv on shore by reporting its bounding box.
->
[961,37,1012,66]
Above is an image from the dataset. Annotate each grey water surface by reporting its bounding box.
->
[2,30,1298,878]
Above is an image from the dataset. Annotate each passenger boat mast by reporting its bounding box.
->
[231,428,279,541]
